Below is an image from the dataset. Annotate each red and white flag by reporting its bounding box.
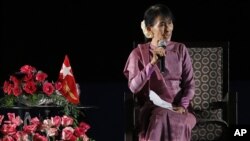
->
[58,55,80,104]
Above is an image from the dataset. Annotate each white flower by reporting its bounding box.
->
[141,20,153,38]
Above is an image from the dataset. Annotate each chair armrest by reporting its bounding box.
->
[197,118,229,127]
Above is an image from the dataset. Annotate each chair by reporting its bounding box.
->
[124,41,237,141]
[184,41,237,141]
[124,91,138,141]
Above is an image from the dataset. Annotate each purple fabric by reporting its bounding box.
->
[139,106,196,141]
[124,41,196,141]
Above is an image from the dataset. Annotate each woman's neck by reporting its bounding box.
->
[150,39,159,49]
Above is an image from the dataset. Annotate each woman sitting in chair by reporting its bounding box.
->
[123,4,196,141]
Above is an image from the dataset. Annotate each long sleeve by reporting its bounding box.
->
[123,49,155,94]
[180,45,195,108]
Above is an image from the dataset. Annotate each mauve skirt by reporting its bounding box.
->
[138,102,196,141]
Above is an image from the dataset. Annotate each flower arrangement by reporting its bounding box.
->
[1,65,64,106]
[0,64,77,106]
[0,64,95,140]
[0,112,94,141]
[0,65,82,124]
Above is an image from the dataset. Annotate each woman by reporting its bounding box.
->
[123,4,196,141]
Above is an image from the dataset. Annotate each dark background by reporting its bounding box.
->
[1,0,250,140]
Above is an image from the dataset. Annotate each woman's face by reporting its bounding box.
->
[149,16,173,41]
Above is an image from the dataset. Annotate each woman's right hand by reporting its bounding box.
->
[150,47,166,65]
[173,106,186,114]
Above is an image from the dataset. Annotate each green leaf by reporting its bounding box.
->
[0,95,15,107]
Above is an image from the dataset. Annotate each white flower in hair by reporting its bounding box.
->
[141,20,153,38]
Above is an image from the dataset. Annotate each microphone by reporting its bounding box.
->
[158,40,167,72]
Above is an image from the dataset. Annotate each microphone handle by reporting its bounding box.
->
[160,56,165,72]
[158,41,166,72]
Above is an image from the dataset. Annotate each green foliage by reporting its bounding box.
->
[0,95,16,107]
[0,93,83,126]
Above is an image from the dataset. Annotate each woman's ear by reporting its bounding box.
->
[141,21,153,39]
[146,26,151,32]
[146,26,153,38]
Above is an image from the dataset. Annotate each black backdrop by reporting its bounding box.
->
[1,0,250,140]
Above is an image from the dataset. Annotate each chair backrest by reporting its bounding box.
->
[187,43,228,119]
[184,41,230,141]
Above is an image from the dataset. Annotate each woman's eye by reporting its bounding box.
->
[160,23,165,26]
[167,20,172,25]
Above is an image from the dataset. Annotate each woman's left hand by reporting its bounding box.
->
[173,106,186,114]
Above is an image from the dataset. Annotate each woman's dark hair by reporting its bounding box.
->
[144,4,174,27]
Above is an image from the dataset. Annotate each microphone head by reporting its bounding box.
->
[158,40,167,48]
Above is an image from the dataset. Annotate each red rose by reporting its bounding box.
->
[32,133,47,141]
[30,117,41,126]
[10,76,19,86]
[55,81,62,90]
[3,81,10,94]
[20,65,36,74]
[23,81,37,94]
[36,71,48,82]
[69,135,77,141]
[79,122,90,133]
[7,84,13,95]
[51,116,61,127]
[61,116,73,126]
[23,124,37,134]
[2,135,15,141]
[7,113,23,126]
[4,83,13,95]
[23,73,33,82]
[42,82,55,96]
[13,131,28,141]
[74,127,85,137]
[0,124,17,135]
[7,113,15,121]
[13,86,22,96]
[62,127,74,140]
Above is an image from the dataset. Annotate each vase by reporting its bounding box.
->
[17,94,53,107]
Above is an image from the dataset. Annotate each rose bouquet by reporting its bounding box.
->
[0,65,82,123]
[0,112,94,141]
[1,65,63,106]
